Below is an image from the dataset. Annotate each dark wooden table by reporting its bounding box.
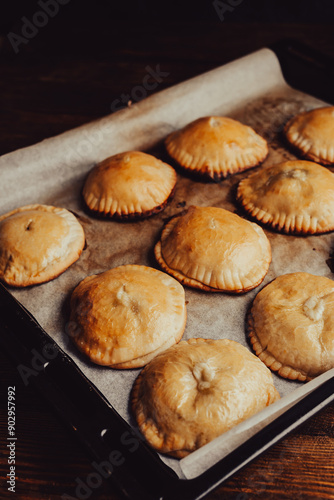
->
[1,2,334,498]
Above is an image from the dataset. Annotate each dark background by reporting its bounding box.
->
[0,0,334,156]
[1,1,334,499]
[1,0,334,27]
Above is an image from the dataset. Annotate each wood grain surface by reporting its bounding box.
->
[1,2,334,498]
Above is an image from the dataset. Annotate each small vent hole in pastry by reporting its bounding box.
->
[192,362,215,391]
[209,117,222,128]
[25,220,33,231]
[303,296,325,321]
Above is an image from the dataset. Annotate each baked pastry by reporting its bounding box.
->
[82,151,176,219]
[165,116,268,181]
[132,338,280,458]
[154,205,271,293]
[67,265,186,368]
[237,160,334,234]
[284,106,334,165]
[248,272,334,381]
[0,204,85,287]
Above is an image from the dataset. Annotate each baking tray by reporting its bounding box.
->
[1,42,334,498]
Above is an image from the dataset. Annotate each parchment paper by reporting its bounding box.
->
[1,48,333,478]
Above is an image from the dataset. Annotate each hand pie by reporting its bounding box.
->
[67,265,186,368]
[165,116,268,181]
[154,205,271,293]
[0,204,85,287]
[237,160,334,234]
[248,272,334,381]
[82,151,176,219]
[284,106,334,165]
[132,338,280,458]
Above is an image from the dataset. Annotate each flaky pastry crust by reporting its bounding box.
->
[284,106,334,165]
[83,151,176,218]
[68,265,186,368]
[155,206,271,293]
[0,204,85,287]
[237,160,334,234]
[248,272,334,381]
[165,116,268,180]
[132,338,280,457]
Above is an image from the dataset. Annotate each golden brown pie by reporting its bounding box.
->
[0,204,85,287]
[248,272,334,381]
[132,337,280,458]
[284,106,334,165]
[165,116,268,181]
[237,160,334,234]
[154,205,271,293]
[82,151,177,219]
[67,265,187,368]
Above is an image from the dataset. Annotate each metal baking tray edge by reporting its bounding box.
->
[1,41,334,499]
